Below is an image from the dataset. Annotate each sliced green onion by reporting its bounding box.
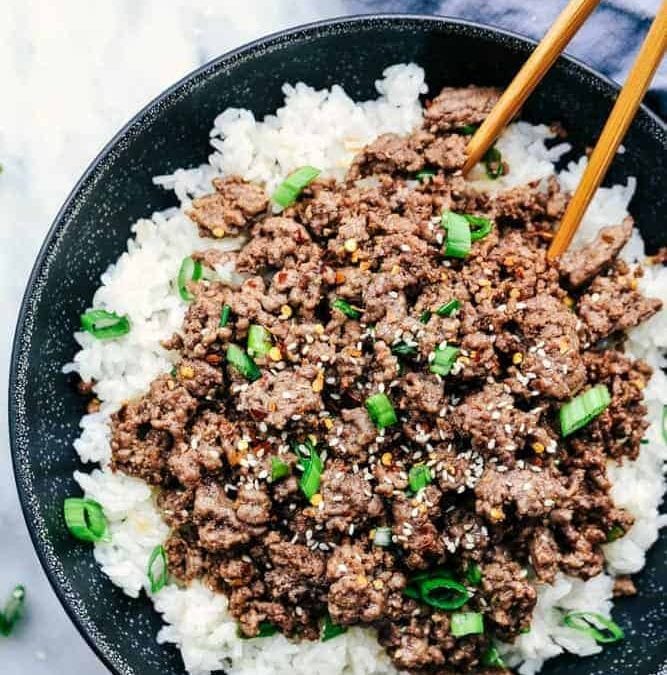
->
[435,299,461,317]
[430,345,459,376]
[365,392,398,429]
[415,169,436,182]
[331,298,362,320]
[408,464,432,493]
[442,211,471,258]
[292,437,317,464]
[465,563,482,586]
[226,344,261,382]
[662,405,667,443]
[559,384,611,437]
[465,214,493,241]
[373,527,392,547]
[451,612,484,637]
[0,586,26,637]
[419,310,432,323]
[483,146,504,179]
[562,611,624,644]
[247,324,272,357]
[640,438,649,445]
[457,124,479,135]
[177,256,203,302]
[271,457,290,482]
[239,621,279,639]
[63,498,108,543]
[391,342,418,358]
[272,166,321,208]
[80,310,130,340]
[481,644,505,668]
[520,625,531,634]
[606,525,625,542]
[420,578,469,611]
[147,545,168,593]
[219,304,231,327]
[322,614,347,641]
[403,569,453,600]
[299,445,323,500]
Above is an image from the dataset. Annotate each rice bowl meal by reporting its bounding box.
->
[62,63,667,675]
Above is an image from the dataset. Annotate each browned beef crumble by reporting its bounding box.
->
[108,85,662,674]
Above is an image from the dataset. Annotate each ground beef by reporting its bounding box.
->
[481,548,536,637]
[559,217,633,288]
[237,365,324,429]
[577,260,662,343]
[107,83,661,674]
[476,467,565,523]
[348,132,425,179]
[613,576,637,597]
[424,86,501,132]
[187,175,268,237]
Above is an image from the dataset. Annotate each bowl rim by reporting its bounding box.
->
[8,12,666,675]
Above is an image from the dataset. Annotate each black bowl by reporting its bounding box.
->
[9,14,666,675]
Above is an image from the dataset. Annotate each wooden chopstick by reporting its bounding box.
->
[548,0,667,259]
[462,0,601,174]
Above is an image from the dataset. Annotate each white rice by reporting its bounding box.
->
[64,64,667,675]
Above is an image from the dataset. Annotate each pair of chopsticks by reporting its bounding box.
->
[463,0,667,259]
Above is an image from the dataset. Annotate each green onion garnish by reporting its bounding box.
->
[420,577,469,611]
[481,644,505,668]
[365,392,398,429]
[226,344,261,382]
[322,614,348,641]
[451,612,484,637]
[562,611,624,644]
[465,563,482,586]
[465,215,493,241]
[272,166,321,208]
[408,464,432,493]
[662,405,667,443]
[442,211,472,258]
[606,525,625,542]
[430,345,459,376]
[483,146,504,179]
[177,256,203,302]
[435,299,461,317]
[239,621,279,639]
[391,342,418,358]
[147,545,168,593]
[271,457,290,482]
[415,169,436,182]
[219,304,231,327]
[63,498,108,542]
[373,527,392,547]
[247,324,272,357]
[458,124,479,135]
[80,310,130,340]
[559,384,611,437]
[299,445,323,500]
[0,586,26,637]
[331,298,362,320]
[419,310,432,323]
[403,569,453,600]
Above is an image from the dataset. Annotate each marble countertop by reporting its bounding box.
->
[0,1,662,673]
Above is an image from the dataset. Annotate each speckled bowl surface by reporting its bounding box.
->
[8,14,666,675]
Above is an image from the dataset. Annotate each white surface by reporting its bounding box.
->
[0,1,661,674]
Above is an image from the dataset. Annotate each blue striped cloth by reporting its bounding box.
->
[346,0,666,117]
